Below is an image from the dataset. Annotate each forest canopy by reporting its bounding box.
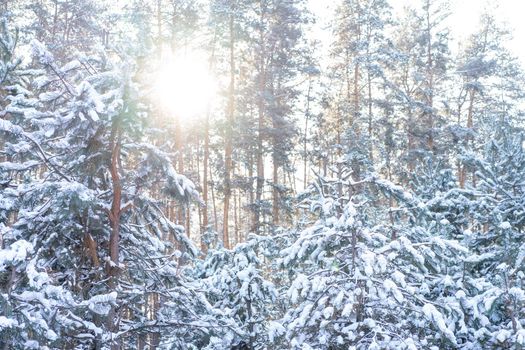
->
[1,0,525,349]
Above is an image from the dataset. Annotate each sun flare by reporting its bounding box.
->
[153,53,216,118]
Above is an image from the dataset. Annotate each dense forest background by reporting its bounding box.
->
[1,0,525,349]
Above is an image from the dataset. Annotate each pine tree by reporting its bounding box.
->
[456,122,525,348]
[278,162,468,349]
[198,234,278,349]
[454,11,525,188]
[249,0,307,234]
[387,0,451,179]
[0,34,231,348]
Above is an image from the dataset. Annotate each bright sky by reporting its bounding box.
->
[309,0,525,64]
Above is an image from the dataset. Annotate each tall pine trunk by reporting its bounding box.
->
[459,89,476,188]
[425,0,435,153]
[254,2,266,234]
[223,10,235,248]
[107,118,124,349]
[202,105,210,251]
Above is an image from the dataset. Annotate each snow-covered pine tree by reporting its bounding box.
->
[453,11,525,188]
[23,0,105,59]
[0,33,231,349]
[457,121,525,348]
[328,0,394,170]
[247,0,308,233]
[386,0,451,179]
[198,234,279,349]
[0,19,106,350]
[277,164,470,349]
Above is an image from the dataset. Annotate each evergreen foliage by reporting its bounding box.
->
[1,0,525,349]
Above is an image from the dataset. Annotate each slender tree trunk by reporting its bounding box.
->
[63,0,71,43]
[234,186,240,243]
[456,93,464,187]
[407,109,415,174]
[336,128,343,214]
[202,107,210,251]
[254,3,266,234]
[272,152,279,225]
[353,56,360,132]
[150,293,160,349]
[255,127,264,234]
[303,78,312,190]
[196,139,202,233]
[271,80,280,226]
[201,29,218,252]
[352,18,362,189]
[174,115,184,226]
[248,152,255,237]
[185,205,191,240]
[108,130,121,278]
[351,65,361,192]
[107,120,124,349]
[460,89,476,188]
[365,21,373,162]
[52,0,58,38]
[223,10,235,248]
[185,145,192,236]
[367,71,373,162]
[234,188,238,245]
[425,1,435,153]
[157,0,162,55]
[210,164,218,233]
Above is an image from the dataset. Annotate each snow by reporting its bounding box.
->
[499,221,511,229]
[516,330,525,345]
[464,252,495,263]
[322,306,334,319]
[26,260,50,288]
[268,321,285,342]
[30,39,55,65]
[361,250,375,276]
[0,160,40,171]
[0,316,18,329]
[341,303,353,317]
[422,304,457,345]
[496,329,512,343]
[383,279,404,303]
[0,118,24,135]
[2,4,525,349]
[0,240,33,270]
[23,341,40,349]
[82,292,118,315]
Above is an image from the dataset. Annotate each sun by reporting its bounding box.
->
[153,52,217,118]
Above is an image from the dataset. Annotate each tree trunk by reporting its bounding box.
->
[108,129,121,276]
[459,89,475,188]
[234,185,240,244]
[174,115,184,226]
[202,106,210,251]
[367,70,373,162]
[271,79,280,226]
[272,152,279,226]
[254,3,266,234]
[248,152,255,237]
[210,163,219,233]
[107,120,123,349]
[303,78,311,190]
[157,0,162,46]
[150,293,160,349]
[223,10,235,248]
[425,1,435,153]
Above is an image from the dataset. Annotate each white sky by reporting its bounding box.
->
[309,0,525,64]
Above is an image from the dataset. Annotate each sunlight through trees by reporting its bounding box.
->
[1,0,525,349]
